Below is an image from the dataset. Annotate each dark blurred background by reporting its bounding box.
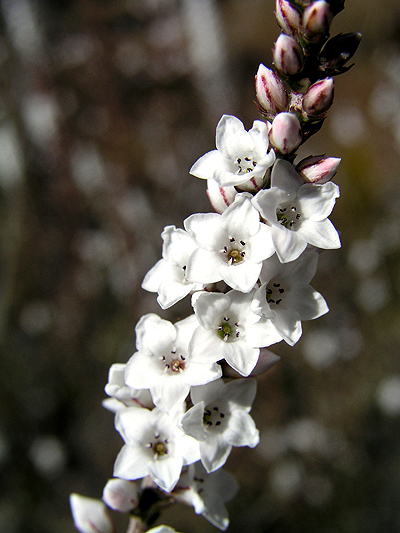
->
[1,0,400,532]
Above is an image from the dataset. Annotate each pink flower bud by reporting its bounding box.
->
[206,179,237,213]
[275,0,301,36]
[302,0,332,40]
[103,479,138,513]
[269,112,302,154]
[273,34,304,77]
[303,77,334,117]
[296,155,341,183]
[255,63,289,118]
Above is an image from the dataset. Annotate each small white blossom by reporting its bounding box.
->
[125,314,222,412]
[181,379,259,472]
[190,114,275,188]
[190,290,282,377]
[184,193,275,293]
[70,493,114,533]
[114,406,200,493]
[173,462,238,531]
[252,159,340,263]
[252,252,329,345]
[102,363,154,414]
[142,225,205,309]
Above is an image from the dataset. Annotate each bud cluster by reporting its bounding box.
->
[70,2,359,533]
[256,0,361,151]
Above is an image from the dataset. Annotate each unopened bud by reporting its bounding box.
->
[275,0,301,36]
[269,112,302,154]
[70,493,114,533]
[273,34,304,76]
[255,63,289,118]
[103,478,138,513]
[206,179,237,213]
[296,154,340,183]
[303,77,334,117]
[302,0,332,41]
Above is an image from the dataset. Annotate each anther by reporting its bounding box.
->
[240,240,246,246]
[230,236,235,242]
[279,288,285,293]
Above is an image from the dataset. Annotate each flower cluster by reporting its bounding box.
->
[71,1,360,532]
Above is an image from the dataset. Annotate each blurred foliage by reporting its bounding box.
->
[1,1,400,532]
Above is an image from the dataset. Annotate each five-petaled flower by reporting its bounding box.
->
[190,115,276,189]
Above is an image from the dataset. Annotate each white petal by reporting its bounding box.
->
[290,283,329,320]
[141,259,168,293]
[190,327,224,364]
[125,351,164,390]
[190,379,225,406]
[184,361,222,386]
[271,308,302,346]
[157,280,194,309]
[148,454,183,492]
[220,261,261,293]
[113,444,149,481]
[151,382,190,413]
[192,292,231,329]
[271,224,307,263]
[298,218,341,249]
[298,181,340,220]
[162,226,198,265]
[224,378,257,411]
[190,150,227,180]
[224,410,259,447]
[115,407,152,444]
[200,434,232,473]
[222,342,260,377]
[181,401,208,442]
[215,115,254,158]
[184,212,224,249]
[135,314,176,355]
[247,223,275,263]
[247,318,283,347]
[221,194,260,236]
[186,248,224,284]
[271,158,303,193]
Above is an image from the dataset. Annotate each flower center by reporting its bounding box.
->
[161,350,186,374]
[266,281,285,306]
[146,432,169,458]
[235,156,257,175]
[220,236,246,264]
[276,204,301,229]
[203,404,226,430]
[216,316,240,342]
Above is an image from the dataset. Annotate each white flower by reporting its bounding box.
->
[125,314,221,413]
[206,178,237,213]
[146,527,178,533]
[142,225,205,309]
[173,462,238,531]
[181,379,259,472]
[102,363,154,414]
[70,493,114,533]
[252,159,340,263]
[190,114,276,188]
[184,194,275,293]
[102,478,138,513]
[252,252,329,345]
[190,290,282,377]
[113,406,200,493]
